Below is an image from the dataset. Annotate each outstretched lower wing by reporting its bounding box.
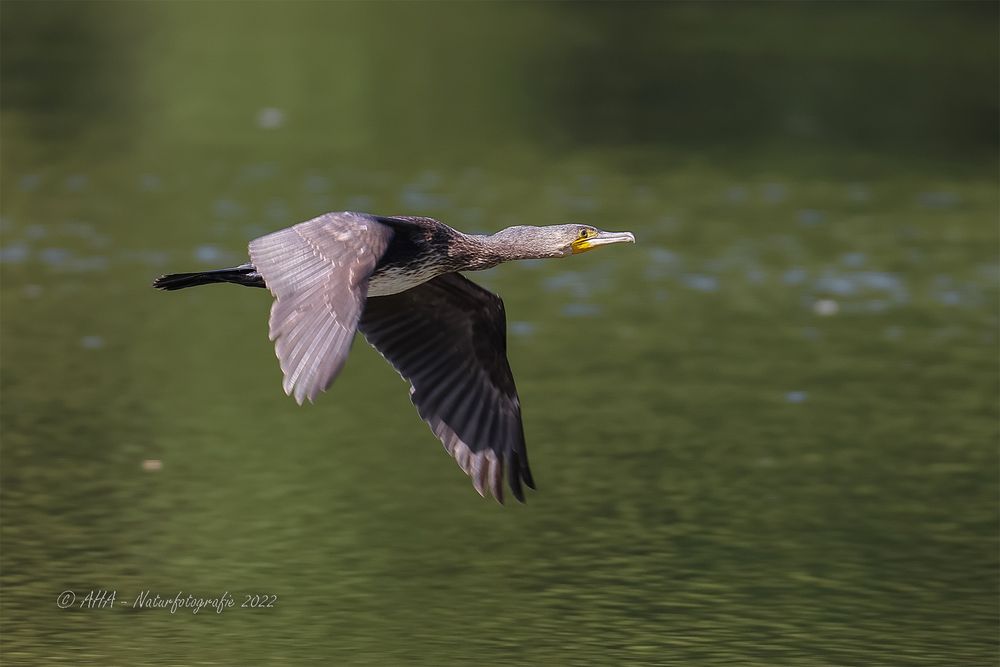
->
[249,212,393,404]
[358,272,535,503]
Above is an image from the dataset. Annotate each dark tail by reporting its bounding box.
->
[153,263,265,291]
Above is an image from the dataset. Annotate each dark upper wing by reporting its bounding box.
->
[248,212,393,404]
[358,272,535,503]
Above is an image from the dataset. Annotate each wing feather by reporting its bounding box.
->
[249,212,393,404]
[358,272,534,503]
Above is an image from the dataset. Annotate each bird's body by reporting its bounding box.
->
[154,211,634,503]
[366,217,474,296]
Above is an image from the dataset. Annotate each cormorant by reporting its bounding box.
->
[154,211,635,503]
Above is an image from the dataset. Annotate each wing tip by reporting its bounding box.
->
[451,446,531,504]
[444,437,517,505]
[282,377,314,406]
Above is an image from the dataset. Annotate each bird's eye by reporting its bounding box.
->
[579,229,591,239]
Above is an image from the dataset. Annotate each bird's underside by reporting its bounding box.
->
[246,212,533,502]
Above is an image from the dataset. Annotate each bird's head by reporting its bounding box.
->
[491,224,636,259]
[564,224,637,256]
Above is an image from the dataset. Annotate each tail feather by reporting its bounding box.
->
[153,264,264,291]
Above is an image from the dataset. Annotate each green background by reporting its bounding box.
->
[2,2,997,664]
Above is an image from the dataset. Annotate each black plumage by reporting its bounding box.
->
[360,273,533,502]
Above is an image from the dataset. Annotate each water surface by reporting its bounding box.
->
[2,3,997,665]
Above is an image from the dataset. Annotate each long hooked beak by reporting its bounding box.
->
[571,230,636,254]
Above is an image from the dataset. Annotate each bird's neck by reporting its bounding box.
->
[458,227,559,270]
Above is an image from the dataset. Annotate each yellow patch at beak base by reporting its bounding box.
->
[570,231,635,254]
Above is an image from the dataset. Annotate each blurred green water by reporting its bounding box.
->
[1,2,997,665]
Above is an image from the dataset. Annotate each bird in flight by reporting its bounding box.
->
[154,212,635,503]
